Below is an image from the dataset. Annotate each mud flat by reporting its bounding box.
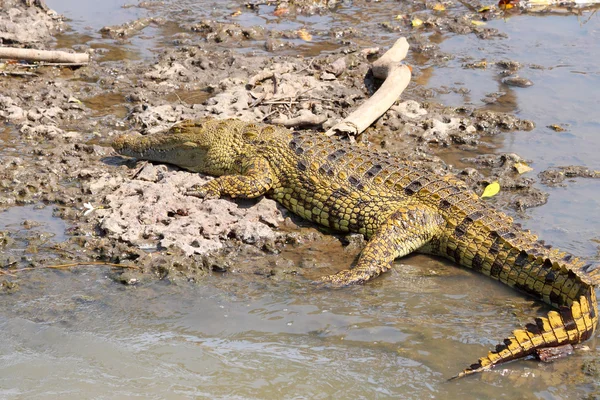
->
[0,0,563,282]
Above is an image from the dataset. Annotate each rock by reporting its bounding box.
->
[320,72,337,81]
[502,76,533,88]
[391,100,427,119]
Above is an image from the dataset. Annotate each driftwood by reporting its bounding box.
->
[325,37,411,137]
[271,110,327,127]
[0,47,89,64]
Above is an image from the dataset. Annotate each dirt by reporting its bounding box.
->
[0,0,597,287]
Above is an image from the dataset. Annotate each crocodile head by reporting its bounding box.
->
[112,118,254,175]
[112,131,215,173]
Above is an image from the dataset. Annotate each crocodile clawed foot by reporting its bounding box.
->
[312,279,347,290]
[315,269,369,288]
[185,184,220,200]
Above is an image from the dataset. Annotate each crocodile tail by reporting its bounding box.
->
[453,289,597,379]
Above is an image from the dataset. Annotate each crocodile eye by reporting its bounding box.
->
[243,128,259,140]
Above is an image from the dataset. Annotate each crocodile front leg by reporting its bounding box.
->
[186,157,275,200]
[320,204,444,286]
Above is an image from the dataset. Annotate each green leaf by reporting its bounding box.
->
[481,181,500,198]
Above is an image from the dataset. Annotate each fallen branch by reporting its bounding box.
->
[0,47,89,64]
[27,62,89,68]
[0,261,138,276]
[272,110,327,128]
[325,37,411,137]
[248,70,275,87]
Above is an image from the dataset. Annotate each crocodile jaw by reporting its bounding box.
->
[112,133,209,173]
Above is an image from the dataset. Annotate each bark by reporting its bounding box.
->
[0,47,89,64]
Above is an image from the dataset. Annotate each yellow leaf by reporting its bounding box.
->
[514,162,533,174]
[471,20,487,26]
[433,3,446,11]
[297,28,312,41]
[478,6,491,12]
[470,60,487,69]
[412,18,423,27]
[230,10,242,17]
[548,124,566,132]
[481,181,500,198]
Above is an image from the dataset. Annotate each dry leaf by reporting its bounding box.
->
[433,3,446,11]
[514,162,533,174]
[472,60,487,69]
[548,124,566,132]
[297,29,312,41]
[471,20,487,26]
[412,18,424,27]
[230,9,242,17]
[481,181,500,198]
[499,0,516,10]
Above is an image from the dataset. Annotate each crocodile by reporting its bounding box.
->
[112,118,599,378]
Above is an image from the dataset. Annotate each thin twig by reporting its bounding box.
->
[1,71,38,77]
[173,92,184,106]
[261,100,300,105]
[296,57,317,74]
[581,7,598,25]
[271,73,279,95]
[130,160,149,179]
[0,261,139,276]
[250,92,267,108]
[261,110,278,121]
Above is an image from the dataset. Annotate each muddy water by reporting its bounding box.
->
[1,1,599,399]
[426,13,600,257]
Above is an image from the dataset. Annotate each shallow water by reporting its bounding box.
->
[426,12,600,258]
[0,253,581,399]
[2,1,600,398]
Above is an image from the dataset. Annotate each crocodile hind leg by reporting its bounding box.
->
[319,204,444,286]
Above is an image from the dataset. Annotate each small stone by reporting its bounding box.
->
[320,72,337,81]
[502,76,533,88]
[536,344,573,363]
